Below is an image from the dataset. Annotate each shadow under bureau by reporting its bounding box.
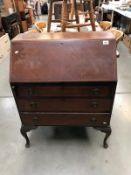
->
[10,32,117,148]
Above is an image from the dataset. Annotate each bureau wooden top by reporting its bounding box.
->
[10,32,117,83]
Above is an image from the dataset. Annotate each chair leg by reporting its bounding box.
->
[74,0,80,32]
[87,0,96,31]
[70,0,75,20]
[61,0,68,32]
[47,1,53,32]
[80,0,84,11]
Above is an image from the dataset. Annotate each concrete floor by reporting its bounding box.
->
[0,42,131,175]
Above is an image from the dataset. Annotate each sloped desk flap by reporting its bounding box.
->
[10,32,117,83]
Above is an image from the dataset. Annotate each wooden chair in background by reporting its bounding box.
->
[61,0,96,32]
[109,28,123,57]
[99,21,112,31]
[35,21,47,32]
[47,0,96,32]
[47,0,63,32]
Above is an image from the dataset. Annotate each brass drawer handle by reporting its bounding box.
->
[11,86,15,90]
[33,116,38,121]
[30,102,38,108]
[90,117,97,122]
[103,121,107,125]
[90,101,98,108]
[91,88,100,95]
[32,116,39,123]
[28,88,33,96]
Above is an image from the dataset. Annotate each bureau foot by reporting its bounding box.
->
[94,126,112,149]
[20,125,36,148]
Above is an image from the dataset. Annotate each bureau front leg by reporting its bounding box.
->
[20,125,36,148]
[94,126,112,149]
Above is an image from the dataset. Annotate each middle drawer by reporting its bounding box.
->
[17,98,112,113]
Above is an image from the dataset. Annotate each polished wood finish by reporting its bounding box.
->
[14,83,115,97]
[10,32,116,83]
[10,32,117,148]
[21,113,111,126]
[17,98,112,113]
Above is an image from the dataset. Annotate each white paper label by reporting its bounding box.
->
[103,40,109,45]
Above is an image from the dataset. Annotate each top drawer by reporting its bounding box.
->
[12,83,116,98]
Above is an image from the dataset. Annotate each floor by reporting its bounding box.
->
[0,40,131,175]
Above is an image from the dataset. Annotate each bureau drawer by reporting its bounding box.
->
[21,113,111,126]
[14,84,115,98]
[17,98,112,113]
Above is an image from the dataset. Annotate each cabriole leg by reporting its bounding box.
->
[102,127,112,148]
[20,125,37,148]
[94,126,112,149]
[20,125,32,148]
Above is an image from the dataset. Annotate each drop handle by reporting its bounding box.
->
[33,116,38,121]
[30,102,38,108]
[103,121,107,125]
[90,117,97,122]
[90,101,98,108]
[92,88,100,95]
[28,88,33,96]
[11,85,15,90]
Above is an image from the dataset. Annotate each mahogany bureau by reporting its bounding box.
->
[10,32,117,148]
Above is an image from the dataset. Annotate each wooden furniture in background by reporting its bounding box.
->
[99,21,112,31]
[53,1,83,20]
[109,28,124,57]
[47,0,63,32]
[3,0,13,12]
[110,28,123,46]
[61,0,80,32]
[1,12,20,39]
[14,0,32,32]
[101,3,131,53]
[123,33,131,54]
[47,0,96,32]
[47,0,82,32]
[10,32,117,148]
[34,21,46,32]
[86,0,96,31]
[60,0,96,32]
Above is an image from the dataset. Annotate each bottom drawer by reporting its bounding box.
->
[21,113,111,127]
